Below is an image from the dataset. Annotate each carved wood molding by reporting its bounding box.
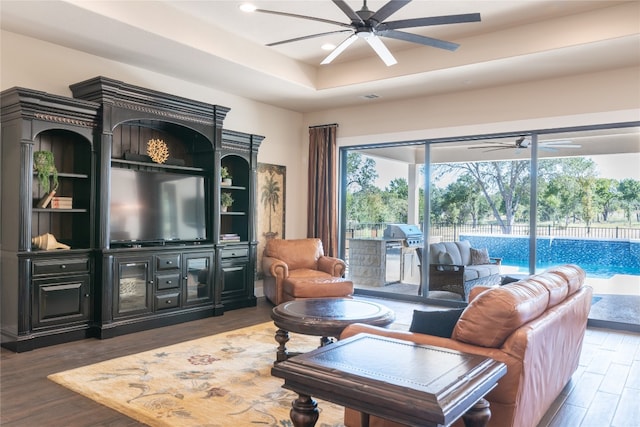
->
[34,113,96,128]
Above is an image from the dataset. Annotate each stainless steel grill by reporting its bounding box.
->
[383,224,424,248]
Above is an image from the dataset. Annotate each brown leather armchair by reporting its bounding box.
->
[262,238,351,305]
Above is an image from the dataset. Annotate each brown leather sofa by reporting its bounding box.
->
[262,238,351,305]
[340,264,592,427]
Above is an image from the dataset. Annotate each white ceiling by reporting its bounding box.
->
[1,0,639,113]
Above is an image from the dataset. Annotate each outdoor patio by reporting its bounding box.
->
[351,253,640,330]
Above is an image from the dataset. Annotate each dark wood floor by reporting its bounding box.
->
[1,296,638,427]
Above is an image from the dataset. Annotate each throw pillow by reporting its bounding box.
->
[470,247,491,265]
[439,251,455,265]
[409,308,465,338]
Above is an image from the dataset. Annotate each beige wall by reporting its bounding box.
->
[304,66,640,147]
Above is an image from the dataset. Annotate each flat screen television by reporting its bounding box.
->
[109,168,207,245]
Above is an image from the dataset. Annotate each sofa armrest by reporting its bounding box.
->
[262,256,289,279]
[317,255,346,277]
[433,263,465,272]
[340,323,510,361]
[468,286,493,301]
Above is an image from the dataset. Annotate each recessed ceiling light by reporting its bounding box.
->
[321,43,336,51]
[239,3,257,12]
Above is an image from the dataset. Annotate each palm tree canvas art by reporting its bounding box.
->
[256,163,286,278]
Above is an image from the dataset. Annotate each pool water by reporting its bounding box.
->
[461,234,640,279]
[503,261,640,279]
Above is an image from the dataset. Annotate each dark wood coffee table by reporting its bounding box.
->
[270,298,395,362]
[271,333,507,427]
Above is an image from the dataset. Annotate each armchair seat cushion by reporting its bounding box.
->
[283,276,354,299]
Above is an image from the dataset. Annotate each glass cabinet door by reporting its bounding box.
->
[116,259,151,315]
[184,253,212,304]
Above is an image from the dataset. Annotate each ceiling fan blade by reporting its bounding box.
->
[543,144,581,148]
[254,8,352,29]
[467,145,509,150]
[378,29,459,51]
[321,34,358,64]
[377,13,481,31]
[267,30,353,47]
[366,35,397,66]
[370,0,411,24]
[332,0,364,25]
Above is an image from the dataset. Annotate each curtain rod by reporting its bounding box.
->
[309,123,339,129]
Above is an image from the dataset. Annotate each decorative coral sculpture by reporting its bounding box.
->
[32,233,70,250]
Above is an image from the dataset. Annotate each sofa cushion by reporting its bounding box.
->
[529,273,568,308]
[470,247,491,265]
[455,240,473,265]
[465,264,500,281]
[409,308,465,338]
[439,251,455,265]
[453,280,550,347]
[545,264,585,295]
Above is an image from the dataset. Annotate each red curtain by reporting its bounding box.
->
[307,124,338,257]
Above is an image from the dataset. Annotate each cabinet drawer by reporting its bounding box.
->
[156,273,181,290]
[155,292,180,310]
[156,254,180,270]
[220,248,248,259]
[33,258,90,276]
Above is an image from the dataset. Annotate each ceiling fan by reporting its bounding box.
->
[468,136,582,153]
[242,0,481,66]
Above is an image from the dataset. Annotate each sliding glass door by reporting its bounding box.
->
[339,123,640,328]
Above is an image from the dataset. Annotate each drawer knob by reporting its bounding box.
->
[166,300,172,304]
[60,265,67,269]
[167,280,172,284]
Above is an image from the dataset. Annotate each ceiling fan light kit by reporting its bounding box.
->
[241,0,481,66]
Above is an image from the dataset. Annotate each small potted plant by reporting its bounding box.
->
[220,192,234,212]
[221,166,232,186]
[33,150,58,193]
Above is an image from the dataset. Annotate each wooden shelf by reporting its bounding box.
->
[220,184,246,191]
[33,172,89,179]
[111,159,205,173]
[33,208,88,213]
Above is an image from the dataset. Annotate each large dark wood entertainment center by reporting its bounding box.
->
[1,77,263,352]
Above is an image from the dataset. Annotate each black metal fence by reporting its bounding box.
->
[345,222,640,242]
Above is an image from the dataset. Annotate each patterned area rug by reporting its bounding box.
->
[48,323,345,427]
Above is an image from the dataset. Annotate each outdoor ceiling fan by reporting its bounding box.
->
[242,0,481,66]
[468,136,582,153]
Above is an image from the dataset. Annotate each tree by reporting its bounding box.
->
[618,178,640,224]
[594,178,619,222]
[578,177,596,228]
[346,152,378,192]
[434,160,529,233]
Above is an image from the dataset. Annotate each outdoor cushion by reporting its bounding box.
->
[471,247,491,265]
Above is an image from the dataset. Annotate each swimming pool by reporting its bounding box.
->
[461,234,640,279]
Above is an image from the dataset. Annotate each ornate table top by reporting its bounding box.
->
[271,298,395,337]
